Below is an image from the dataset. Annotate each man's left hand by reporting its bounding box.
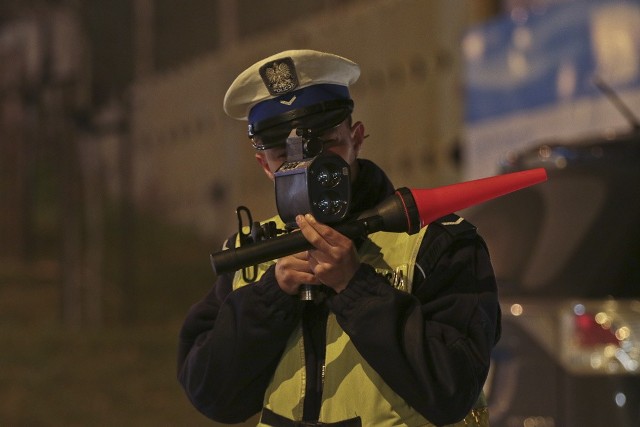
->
[295,214,361,293]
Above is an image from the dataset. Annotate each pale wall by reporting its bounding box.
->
[129,0,484,240]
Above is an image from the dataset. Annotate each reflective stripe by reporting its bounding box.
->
[262,324,306,420]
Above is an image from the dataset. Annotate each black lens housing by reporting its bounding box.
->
[274,152,351,227]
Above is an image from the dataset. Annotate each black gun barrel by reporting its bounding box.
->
[210,216,384,275]
[210,168,548,276]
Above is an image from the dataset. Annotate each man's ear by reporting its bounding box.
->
[255,152,275,181]
[351,121,365,154]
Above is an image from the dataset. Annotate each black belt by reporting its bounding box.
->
[260,408,362,427]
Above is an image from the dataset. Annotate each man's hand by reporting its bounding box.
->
[297,213,360,293]
[274,250,320,295]
[274,214,360,295]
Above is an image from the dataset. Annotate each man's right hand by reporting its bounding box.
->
[274,252,320,295]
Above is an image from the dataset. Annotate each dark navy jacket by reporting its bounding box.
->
[177,159,500,426]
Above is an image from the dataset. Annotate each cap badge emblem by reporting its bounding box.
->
[259,57,299,96]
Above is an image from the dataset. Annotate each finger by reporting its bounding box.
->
[303,215,356,267]
[288,251,310,262]
[295,215,326,250]
[278,252,312,271]
[275,255,320,293]
[297,214,349,250]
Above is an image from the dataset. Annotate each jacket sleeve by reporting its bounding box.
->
[327,225,500,426]
[177,247,304,423]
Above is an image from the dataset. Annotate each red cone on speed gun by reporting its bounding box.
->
[409,168,548,228]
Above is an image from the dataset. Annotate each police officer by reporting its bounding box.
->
[178,50,500,427]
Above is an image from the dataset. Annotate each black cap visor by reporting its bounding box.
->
[249,99,353,150]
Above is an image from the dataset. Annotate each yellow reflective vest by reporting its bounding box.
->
[232,216,489,427]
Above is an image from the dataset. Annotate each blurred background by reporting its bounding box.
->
[1,0,639,426]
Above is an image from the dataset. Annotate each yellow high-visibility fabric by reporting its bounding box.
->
[231,217,489,426]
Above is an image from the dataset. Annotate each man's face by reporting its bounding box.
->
[255,119,365,181]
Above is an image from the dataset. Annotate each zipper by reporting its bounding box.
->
[302,297,329,421]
